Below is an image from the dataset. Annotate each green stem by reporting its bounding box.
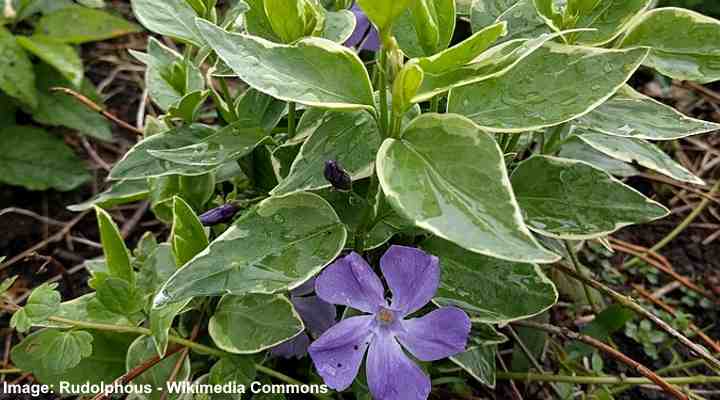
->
[218,78,233,105]
[0,368,21,374]
[624,179,720,268]
[377,50,389,138]
[504,133,522,154]
[288,102,297,138]
[47,317,332,400]
[496,372,720,385]
[563,240,601,315]
[430,96,441,113]
[612,354,720,396]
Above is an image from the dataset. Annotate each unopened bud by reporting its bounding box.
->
[324,160,352,191]
[199,204,239,226]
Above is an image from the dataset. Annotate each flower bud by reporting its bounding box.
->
[324,160,352,191]
[199,204,239,226]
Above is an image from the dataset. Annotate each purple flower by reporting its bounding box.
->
[199,204,239,226]
[271,278,338,359]
[344,3,380,51]
[324,160,353,191]
[309,246,471,400]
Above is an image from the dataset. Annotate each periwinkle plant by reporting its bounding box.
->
[7,0,720,399]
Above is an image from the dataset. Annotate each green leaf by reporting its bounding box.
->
[392,64,424,114]
[131,37,205,111]
[144,125,267,172]
[511,155,669,239]
[448,43,648,132]
[264,0,306,43]
[197,19,374,110]
[11,329,93,373]
[243,0,280,41]
[35,5,141,44]
[557,136,639,178]
[46,293,133,328]
[496,0,552,42]
[0,275,18,296]
[150,300,189,357]
[209,356,257,399]
[323,10,356,43]
[567,0,651,45]
[394,0,456,57]
[12,330,133,391]
[95,277,144,316]
[377,114,559,264]
[567,304,634,359]
[17,35,83,87]
[0,126,89,191]
[576,132,704,185]
[44,330,94,372]
[271,109,379,196]
[68,180,149,212]
[209,293,304,354]
[32,63,112,141]
[171,196,209,266]
[131,0,203,45]
[95,207,134,284]
[620,8,720,83]
[10,283,61,332]
[154,192,347,306]
[127,336,191,400]
[232,89,287,133]
[450,345,497,388]
[108,125,217,180]
[0,27,37,108]
[356,0,415,31]
[574,85,720,140]
[411,27,574,103]
[469,0,517,31]
[421,237,558,323]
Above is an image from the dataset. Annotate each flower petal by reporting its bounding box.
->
[397,307,471,361]
[366,332,431,400]
[291,277,317,297]
[316,252,386,313]
[344,4,371,48]
[360,28,380,52]
[271,333,310,359]
[292,295,337,338]
[309,315,374,391]
[380,245,440,315]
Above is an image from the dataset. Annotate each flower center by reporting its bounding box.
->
[376,308,395,325]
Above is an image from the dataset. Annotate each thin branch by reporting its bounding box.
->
[552,263,720,372]
[90,346,184,400]
[513,320,688,400]
[506,326,563,398]
[496,372,720,386]
[0,212,90,272]
[624,179,720,268]
[633,284,720,354]
[50,87,144,135]
[564,240,600,314]
[610,238,717,303]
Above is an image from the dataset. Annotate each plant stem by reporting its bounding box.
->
[0,368,21,374]
[430,96,441,113]
[551,264,720,372]
[624,179,720,268]
[377,50,389,138]
[563,241,600,315]
[506,326,564,397]
[46,316,332,400]
[288,102,297,138]
[504,133,522,154]
[496,372,720,386]
[50,87,144,135]
[513,320,688,400]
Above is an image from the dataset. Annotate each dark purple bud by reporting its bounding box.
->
[199,204,239,226]
[324,160,352,191]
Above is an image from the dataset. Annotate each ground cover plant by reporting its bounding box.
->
[2,0,720,399]
[0,0,140,191]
